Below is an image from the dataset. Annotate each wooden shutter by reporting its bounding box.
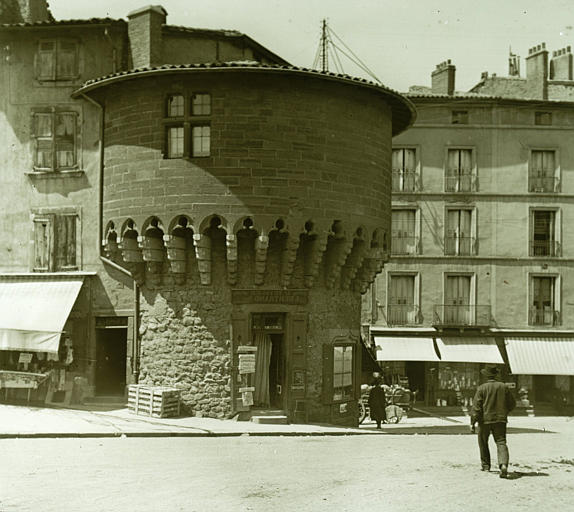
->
[56,41,77,79]
[37,41,56,80]
[55,215,77,270]
[33,216,54,271]
[231,314,250,412]
[126,315,135,385]
[33,112,54,170]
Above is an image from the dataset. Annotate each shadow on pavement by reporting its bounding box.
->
[506,471,549,479]
[367,425,555,435]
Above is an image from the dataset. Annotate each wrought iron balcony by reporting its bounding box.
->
[529,176,560,193]
[444,236,476,256]
[392,171,418,192]
[387,305,420,326]
[391,236,419,255]
[445,174,477,193]
[433,304,492,327]
[529,240,561,257]
[529,307,561,326]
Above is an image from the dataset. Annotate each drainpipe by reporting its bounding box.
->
[100,256,140,382]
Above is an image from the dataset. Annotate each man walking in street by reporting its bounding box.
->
[470,365,516,479]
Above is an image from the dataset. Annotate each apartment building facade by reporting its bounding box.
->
[365,47,574,410]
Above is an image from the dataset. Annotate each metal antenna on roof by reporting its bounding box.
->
[311,19,381,83]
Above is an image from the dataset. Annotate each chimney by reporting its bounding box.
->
[550,46,573,80]
[431,59,456,95]
[0,0,49,24]
[127,5,167,69]
[525,42,548,99]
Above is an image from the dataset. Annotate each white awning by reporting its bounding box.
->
[505,337,574,375]
[0,276,84,354]
[436,337,504,364]
[374,336,439,361]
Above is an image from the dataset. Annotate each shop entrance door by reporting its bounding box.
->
[534,375,554,402]
[95,327,127,396]
[252,313,285,410]
[405,361,425,402]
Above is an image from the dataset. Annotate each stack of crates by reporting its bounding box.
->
[128,384,181,418]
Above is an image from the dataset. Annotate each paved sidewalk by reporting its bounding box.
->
[0,403,571,438]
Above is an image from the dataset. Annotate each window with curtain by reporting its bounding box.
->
[36,40,78,81]
[333,345,354,401]
[530,276,558,325]
[391,209,417,255]
[392,148,417,191]
[388,274,417,325]
[530,210,558,256]
[445,209,474,255]
[33,111,78,171]
[530,150,558,192]
[164,92,211,158]
[446,148,475,192]
[444,275,471,324]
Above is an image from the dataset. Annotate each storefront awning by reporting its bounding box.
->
[436,337,504,364]
[0,276,84,354]
[505,337,574,375]
[374,336,439,361]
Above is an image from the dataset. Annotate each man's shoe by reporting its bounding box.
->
[481,466,490,472]
[499,464,508,479]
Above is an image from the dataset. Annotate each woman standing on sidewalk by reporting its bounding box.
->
[368,377,387,429]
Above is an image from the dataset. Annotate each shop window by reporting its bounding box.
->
[36,40,79,81]
[445,148,476,192]
[32,111,78,171]
[164,92,211,158]
[529,275,560,326]
[333,345,354,401]
[529,149,559,192]
[530,209,560,257]
[33,213,77,272]
[392,147,419,191]
[445,208,476,255]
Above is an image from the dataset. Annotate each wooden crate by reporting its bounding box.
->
[128,385,181,418]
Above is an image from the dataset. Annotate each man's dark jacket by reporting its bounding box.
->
[471,379,516,424]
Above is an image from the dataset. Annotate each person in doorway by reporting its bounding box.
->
[368,376,387,429]
[470,365,516,478]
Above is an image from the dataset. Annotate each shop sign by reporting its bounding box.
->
[241,391,254,407]
[291,370,305,391]
[239,354,256,374]
[232,289,308,305]
[18,353,33,364]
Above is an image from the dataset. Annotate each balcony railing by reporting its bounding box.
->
[529,176,560,193]
[445,174,477,192]
[391,236,419,255]
[433,304,492,327]
[529,307,561,326]
[387,305,420,326]
[444,236,476,256]
[529,240,561,257]
[392,171,418,192]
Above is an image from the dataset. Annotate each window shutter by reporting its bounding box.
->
[33,216,54,271]
[37,41,56,80]
[231,314,250,412]
[55,215,77,269]
[57,41,77,79]
[34,112,54,170]
[322,344,334,404]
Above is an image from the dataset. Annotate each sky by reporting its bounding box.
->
[49,0,574,93]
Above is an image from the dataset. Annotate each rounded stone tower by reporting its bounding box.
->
[78,64,414,425]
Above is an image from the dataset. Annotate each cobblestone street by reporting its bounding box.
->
[1,419,573,512]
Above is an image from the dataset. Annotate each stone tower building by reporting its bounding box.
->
[0,2,414,425]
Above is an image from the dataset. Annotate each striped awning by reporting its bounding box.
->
[374,337,439,361]
[0,276,84,354]
[436,337,504,364]
[505,337,574,375]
